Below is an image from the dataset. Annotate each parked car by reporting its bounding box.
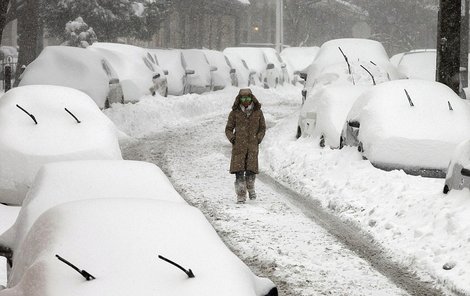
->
[202,49,235,90]
[88,42,168,101]
[297,38,396,140]
[393,49,436,81]
[0,85,122,205]
[224,47,274,88]
[260,47,288,86]
[223,51,255,87]
[0,199,277,296]
[181,49,215,94]
[0,160,185,261]
[340,79,470,177]
[443,139,470,194]
[280,46,319,84]
[18,46,121,109]
[149,48,194,96]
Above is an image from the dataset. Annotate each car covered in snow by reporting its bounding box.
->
[148,48,194,96]
[88,42,168,101]
[280,46,319,85]
[297,39,396,141]
[18,46,120,109]
[0,85,122,205]
[224,47,275,88]
[340,79,470,177]
[202,49,236,90]
[180,49,216,94]
[223,51,255,87]
[0,160,185,263]
[260,47,288,86]
[443,139,470,194]
[0,199,277,296]
[392,49,436,81]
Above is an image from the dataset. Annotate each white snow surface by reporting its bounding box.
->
[347,79,470,170]
[3,199,274,296]
[19,46,110,108]
[0,85,122,205]
[101,84,470,294]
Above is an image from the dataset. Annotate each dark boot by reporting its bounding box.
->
[246,172,256,200]
[235,172,246,203]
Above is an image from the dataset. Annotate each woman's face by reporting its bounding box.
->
[240,96,252,107]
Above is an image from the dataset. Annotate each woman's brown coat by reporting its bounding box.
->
[225,89,266,174]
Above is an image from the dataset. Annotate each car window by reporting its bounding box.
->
[143,57,155,71]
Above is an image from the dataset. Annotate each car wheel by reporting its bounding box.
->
[296,126,301,139]
[319,134,325,148]
[443,184,450,194]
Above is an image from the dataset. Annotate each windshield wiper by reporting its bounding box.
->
[338,47,355,85]
[360,64,376,85]
[65,108,81,123]
[158,254,195,278]
[16,104,37,124]
[56,254,95,281]
[404,89,414,107]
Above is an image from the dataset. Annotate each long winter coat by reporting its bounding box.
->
[225,91,266,174]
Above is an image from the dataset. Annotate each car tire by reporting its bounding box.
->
[296,126,301,139]
[443,184,450,194]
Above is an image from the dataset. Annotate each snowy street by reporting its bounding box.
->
[106,85,460,295]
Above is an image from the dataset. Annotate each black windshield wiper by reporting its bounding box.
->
[56,254,95,281]
[158,254,195,278]
[16,104,37,124]
[65,108,81,123]
[338,47,355,85]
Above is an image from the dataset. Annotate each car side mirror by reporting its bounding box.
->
[185,69,195,75]
[348,121,360,128]
[163,70,169,75]
[461,167,470,177]
[266,63,275,70]
[230,68,236,74]
[281,62,286,68]
[210,66,218,72]
[299,72,307,81]
[0,244,13,267]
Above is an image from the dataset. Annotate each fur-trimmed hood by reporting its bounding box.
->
[231,88,261,111]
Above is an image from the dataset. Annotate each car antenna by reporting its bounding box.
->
[448,101,453,111]
[55,254,95,281]
[338,47,355,85]
[369,60,377,66]
[158,254,195,278]
[16,104,37,124]
[360,65,376,85]
[404,89,414,107]
[64,108,81,123]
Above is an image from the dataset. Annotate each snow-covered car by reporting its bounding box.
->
[18,46,120,109]
[301,38,402,103]
[202,49,235,90]
[224,51,255,87]
[260,47,288,87]
[224,47,272,88]
[181,49,215,94]
[443,139,470,194]
[297,39,396,140]
[0,85,122,205]
[340,79,470,177]
[296,84,370,147]
[393,49,436,81]
[0,160,185,264]
[280,46,319,84]
[88,42,168,101]
[0,199,278,296]
[149,48,193,96]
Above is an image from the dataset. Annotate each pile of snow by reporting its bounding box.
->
[19,46,111,108]
[88,42,166,101]
[346,79,470,172]
[4,199,275,296]
[0,85,122,205]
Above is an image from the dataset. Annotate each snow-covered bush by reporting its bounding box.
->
[62,17,97,48]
